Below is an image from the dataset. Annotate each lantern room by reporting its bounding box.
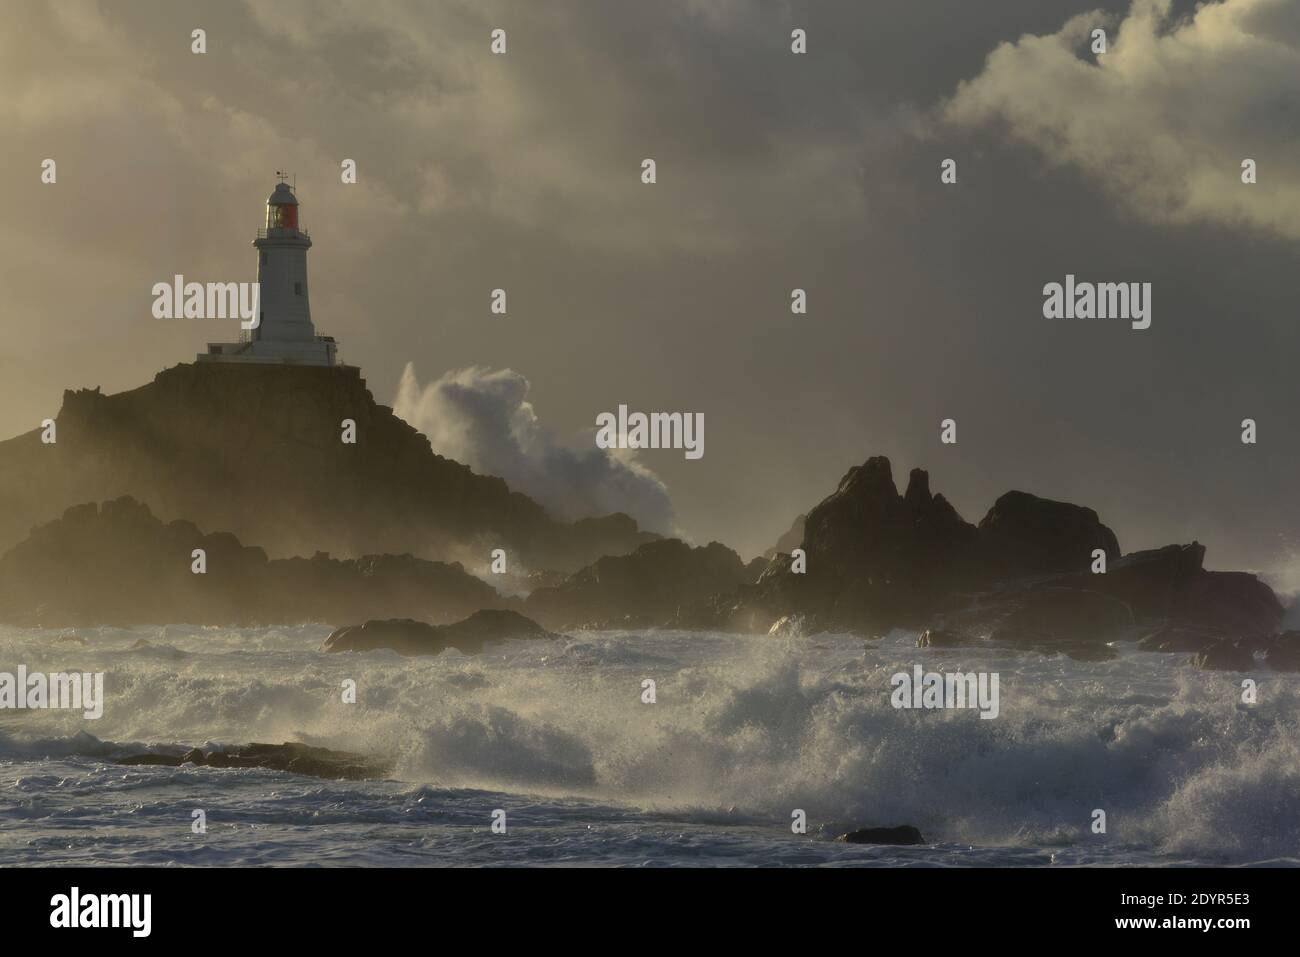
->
[265,180,300,231]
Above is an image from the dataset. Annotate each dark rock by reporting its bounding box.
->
[918,582,1133,660]
[526,538,755,630]
[1047,545,1281,638]
[1191,638,1257,672]
[546,513,660,575]
[0,498,504,628]
[690,456,1283,652]
[1055,643,1119,662]
[117,742,391,781]
[977,490,1120,580]
[743,555,769,583]
[989,586,1135,646]
[525,568,569,592]
[180,748,206,765]
[664,553,796,633]
[0,362,654,574]
[1075,544,1205,617]
[917,628,966,648]
[1263,631,1300,672]
[323,609,558,656]
[802,460,980,626]
[836,825,925,846]
[1137,624,1224,653]
[1171,570,1284,638]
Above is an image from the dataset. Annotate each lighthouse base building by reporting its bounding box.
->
[199,179,338,367]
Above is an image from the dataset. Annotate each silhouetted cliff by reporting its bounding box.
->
[0,363,654,571]
[0,497,505,627]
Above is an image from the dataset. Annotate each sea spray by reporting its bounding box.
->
[2,624,1299,865]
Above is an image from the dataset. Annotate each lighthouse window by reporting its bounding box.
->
[266,203,298,230]
[294,282,303,296]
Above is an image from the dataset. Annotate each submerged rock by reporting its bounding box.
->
[835,825,925,846]
[323,608,558,656]
[916,628,966,648]
[1264,632,1300,672]
[1188,631,1300,673]
[1137,624,1224,654]
[1191,638,1257,672]
[118,742,390,780]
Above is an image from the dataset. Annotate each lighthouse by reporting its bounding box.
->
[199,176,338,366]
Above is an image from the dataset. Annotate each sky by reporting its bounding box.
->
[2,0,1298,581]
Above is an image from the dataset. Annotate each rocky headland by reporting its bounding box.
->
[0,362,655,572]
[0,496,505,627]
[1,381,1293,671]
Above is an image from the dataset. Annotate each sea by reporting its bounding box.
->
[1,623,1297,867]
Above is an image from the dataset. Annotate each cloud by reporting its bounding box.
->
[230,0,880,255]
[3,0,1297,571]
[943,0,1300,239]
[393,363,675,533]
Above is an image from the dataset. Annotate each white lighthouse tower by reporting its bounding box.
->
[199,175,338,366]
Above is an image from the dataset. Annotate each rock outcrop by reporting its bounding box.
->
[118,742,390,780]
[1187,631,1300,672]
[0,497,503,627]
[977,491,1119,580]
[924,543,1285,658]
[0,363,654,571]
[1190,638,1259,672]
[795,461,981,627]
[525,538,756,629]
[1264,633,1300,672]
[323,609,558,656]
[686,456,1285,658]
[2,444,1285,663]
[835,825,925,846]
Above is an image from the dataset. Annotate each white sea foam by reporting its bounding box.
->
[1,624,1297,866]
